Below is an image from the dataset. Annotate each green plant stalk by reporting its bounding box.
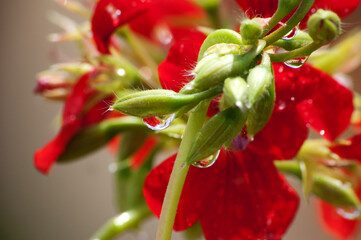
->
[264,0,315,46]
[156,101,209,240]
[270,42,321,62]
[90,204,151,240]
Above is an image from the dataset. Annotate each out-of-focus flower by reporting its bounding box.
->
[91,0,206,54]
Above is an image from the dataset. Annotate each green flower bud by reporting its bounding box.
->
[240,19,263,45]
[198,29,244,60]
[308,9,342,44]
[112,87,222,118]
[203,43,245,57]
[187,106,248,165]
[246,53,275,136]
[183,41,266,94]
[275,161,361,208]
[223,77,248,109]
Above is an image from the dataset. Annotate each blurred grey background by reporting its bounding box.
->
[0,1,360,240]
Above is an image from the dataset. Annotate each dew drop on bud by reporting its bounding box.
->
[284,57,308,68]
[192,150,220,168]
[336,207,361,220]
[143,114,175,130]
[282,26,299,40]
[319,130,325,136]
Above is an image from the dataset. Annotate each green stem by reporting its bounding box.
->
[90,204,151,240]
[156,101,209,240]
[269,42,321,62]
[262,8,291,37]
[264,0,315,46]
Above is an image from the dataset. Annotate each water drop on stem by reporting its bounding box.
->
[192,150,220,168]
[143,114,175,130]
[284,56,308,68]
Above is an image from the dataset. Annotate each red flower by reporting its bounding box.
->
[144,27,355,238]
[235,0,361,22]
[144,150,299,240]
[34,72,112,174]
[91,0,205,54]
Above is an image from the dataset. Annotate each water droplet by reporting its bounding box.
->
[143,114,175,130]
[319,130,325,136]
[116,68,126,76]
[106,4,122,25]
[336,207,360,220]
[277,101,286,111]
[284,57,308,68]
[154,25,173,45]
[282,26,298,40]
[108,162,118,173]
[192,150,220,168]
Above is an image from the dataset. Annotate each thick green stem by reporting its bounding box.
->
[90,204,151,240]
[270,42,321,62]
[156,101,209,240]
[264,0,315,46]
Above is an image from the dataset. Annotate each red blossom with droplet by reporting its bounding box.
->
[34,72,113,174]
[144,150,299,240]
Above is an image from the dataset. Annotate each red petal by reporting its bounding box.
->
[158,31,206,92]
[249,106,308,160]
[34,72,109,174]
[144,150,299,238]
[330,133,361,161]
[200,151,299,240]
[296,67,354,141]
[316,184,361,240]
[91,0,156,54]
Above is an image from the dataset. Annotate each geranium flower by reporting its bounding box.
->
[34,71,113,173]
[144,150,300,240]
[143,28,354,238]
[91,0,206,54]
[235,0,361,22]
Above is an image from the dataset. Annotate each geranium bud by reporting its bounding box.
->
[246,53,275,136]
[275,161,361,208]
[187,106,248,165]
[183,41,266,93]
[223,77,248,109]
[313,173,360,207]
[197,29,244,59]
[112,87,222,118]
[203,43,244,57]
[240,19,263,44]
[307,10,342,45]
